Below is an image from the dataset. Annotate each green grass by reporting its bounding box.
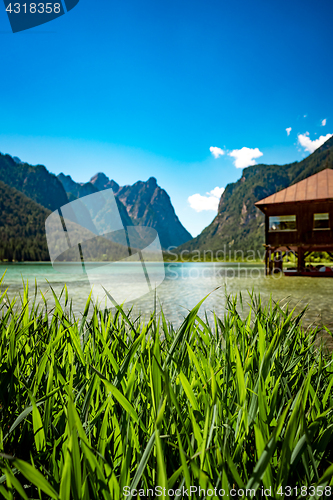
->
[0,274,333,499]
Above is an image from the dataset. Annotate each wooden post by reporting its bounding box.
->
[268,249,273,275]
[297,247,304,273]
[265,249,268,276]
[274,250,283,273]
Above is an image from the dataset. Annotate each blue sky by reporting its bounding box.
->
[1,0,333,236]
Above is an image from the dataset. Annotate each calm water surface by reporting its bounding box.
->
[1,262,333,331]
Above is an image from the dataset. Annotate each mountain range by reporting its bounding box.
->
[177,136,333,256]
[1,136,333,263]
[0,152,192,261]
[57,172,192,249]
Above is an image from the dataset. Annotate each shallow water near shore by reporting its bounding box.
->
[1,262,333,338]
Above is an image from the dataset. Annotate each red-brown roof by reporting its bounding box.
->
[255,168,333,206]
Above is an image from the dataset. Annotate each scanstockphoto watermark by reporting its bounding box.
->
[123,485,274,498]
[165,246,292,264]
[164,246,286,281]
[45,188,165,308]
[165,262,278,281]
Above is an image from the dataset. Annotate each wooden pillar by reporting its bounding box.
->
[273,251,276,273]
[297,247,304,273]
[274,250,283,273]
[265,249,268,276]
[268,249,273,275]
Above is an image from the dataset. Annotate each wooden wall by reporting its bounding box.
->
[263,200,333,247]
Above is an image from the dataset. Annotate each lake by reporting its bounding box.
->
[1,262,333,338]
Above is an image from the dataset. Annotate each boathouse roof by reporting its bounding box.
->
[255,168,333,206]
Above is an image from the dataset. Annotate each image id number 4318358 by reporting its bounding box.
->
[277,486,332,496]
[5,2,61,13]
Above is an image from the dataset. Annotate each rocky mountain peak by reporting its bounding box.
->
[58,171,192,249]
[57,173,78,193]
[90,172,119,193]
[147,176,157,188]
[13,156,24,164]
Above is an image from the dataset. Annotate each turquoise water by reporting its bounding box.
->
[1,262,333,328]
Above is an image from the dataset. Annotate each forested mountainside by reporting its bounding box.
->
[0,181,50,261]
[177,136,333,256]
[0,153,68,211]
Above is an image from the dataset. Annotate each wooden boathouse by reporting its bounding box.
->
[255,168,333,276]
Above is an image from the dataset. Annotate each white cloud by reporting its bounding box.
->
[286,127,292,136]
[209,186,224,198]
[228,147,263,169]
[298,132,333,153]
[188,186,225,212]
[209,146,225,159]
[322,118,327,126]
